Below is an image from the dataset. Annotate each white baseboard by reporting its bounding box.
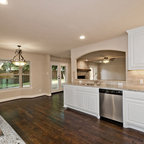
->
[124,122,144,133]
[0,93,51,103]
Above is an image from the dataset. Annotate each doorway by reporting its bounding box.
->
[51,62,68,93]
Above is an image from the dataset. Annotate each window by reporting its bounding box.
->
[0,60,30,89]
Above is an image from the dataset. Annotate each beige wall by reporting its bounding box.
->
[71,34,144,84]
[77,58,126,81]
[71,35,128,82]
[99,58,126,80]
[0,48,51,101]
[43,55,51,94]
[0,50,72,101]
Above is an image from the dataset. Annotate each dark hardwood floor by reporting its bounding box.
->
[0,92,144,144]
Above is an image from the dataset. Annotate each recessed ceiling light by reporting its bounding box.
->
[80,35,86,40]
[0,0,8,5]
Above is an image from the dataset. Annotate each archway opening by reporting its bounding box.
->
[77,50,126,81]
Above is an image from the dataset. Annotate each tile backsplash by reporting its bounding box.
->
[74,70,144,86]
[127,70,144,85]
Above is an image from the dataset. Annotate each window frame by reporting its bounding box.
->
[22,62,31,88]
[0,59,31,90]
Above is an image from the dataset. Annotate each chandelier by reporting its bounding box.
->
[11,45,27,66]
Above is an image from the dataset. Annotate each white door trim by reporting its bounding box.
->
[51,62,68,93]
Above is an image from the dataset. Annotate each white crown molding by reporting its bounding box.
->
[127,26,144,33]
[0,93,51,103]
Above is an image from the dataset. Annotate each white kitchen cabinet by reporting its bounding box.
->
[64,85,100,119]
[123,90,144,132]
[127,26,144,70]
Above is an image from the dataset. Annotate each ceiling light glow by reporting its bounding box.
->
[103,57,110,64]
[0,63,3,69]
[0,0,8,5]
[80,35,86,40]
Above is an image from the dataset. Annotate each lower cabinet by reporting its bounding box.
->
[64,86,144,132]
[64,85,100,119]
[123,90,144,132]
[64,85,144,132]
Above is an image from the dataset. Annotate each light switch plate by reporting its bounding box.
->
[140,79,144,84]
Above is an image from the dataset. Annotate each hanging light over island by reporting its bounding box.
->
[11,45,27,66]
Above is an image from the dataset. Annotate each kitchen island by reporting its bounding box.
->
[64,83,144,133]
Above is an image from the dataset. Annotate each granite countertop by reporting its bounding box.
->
[65,83,144,92]
[0,129,3,137]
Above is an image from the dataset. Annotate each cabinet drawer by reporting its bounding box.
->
[124,90,144,101]
[76,86,99,94]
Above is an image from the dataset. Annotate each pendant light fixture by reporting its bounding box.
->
[11,45,27,66]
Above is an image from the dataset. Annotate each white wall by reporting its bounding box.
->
[71,35,128,81]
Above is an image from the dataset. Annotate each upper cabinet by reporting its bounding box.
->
[127,26,144,70]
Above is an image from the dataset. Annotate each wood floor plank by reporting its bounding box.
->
[0,92,144,144]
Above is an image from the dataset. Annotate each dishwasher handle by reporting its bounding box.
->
[99,89,123,96]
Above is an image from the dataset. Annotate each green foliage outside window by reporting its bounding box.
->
[0,60,30,89]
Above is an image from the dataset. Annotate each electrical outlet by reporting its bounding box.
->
[140,79,144,84]
[118,82,123,86]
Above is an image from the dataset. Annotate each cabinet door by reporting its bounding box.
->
[128,27,144,70]
[76,87,99,116]
[124,99,144,131]
[64,86,74,106]
[84,93,99,115]
[75,90,84,110]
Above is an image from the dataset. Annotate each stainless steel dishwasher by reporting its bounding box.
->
[99,89,123,123]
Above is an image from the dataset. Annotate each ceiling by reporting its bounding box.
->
[0,0,144,58]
